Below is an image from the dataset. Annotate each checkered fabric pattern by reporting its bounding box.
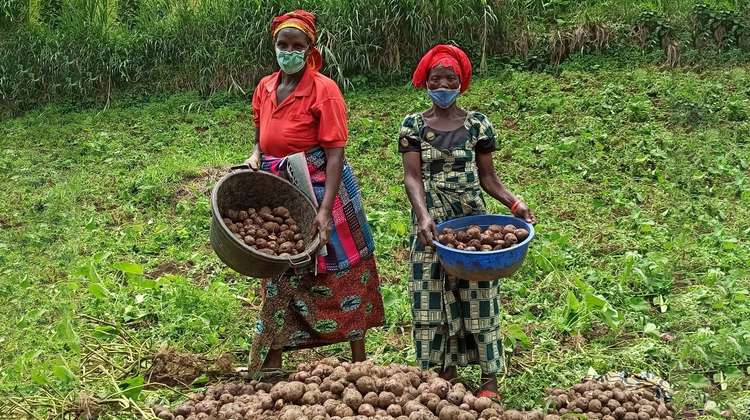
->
[400,112,505,374]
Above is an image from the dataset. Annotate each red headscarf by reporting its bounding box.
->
[271,10,323,71]
[412,44,472,93]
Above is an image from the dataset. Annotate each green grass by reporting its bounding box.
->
[2,57,750,418]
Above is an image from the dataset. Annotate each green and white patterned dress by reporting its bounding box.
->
[399,111,505,374]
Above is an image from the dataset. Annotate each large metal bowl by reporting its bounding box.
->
[210,167,321,278]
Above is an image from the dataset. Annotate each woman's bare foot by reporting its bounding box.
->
[350,339,366,362]
[477,373,500,398]
[439,366,457,381]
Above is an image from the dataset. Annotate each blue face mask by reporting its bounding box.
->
[427,87,460,109]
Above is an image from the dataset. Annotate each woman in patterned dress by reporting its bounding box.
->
[398,45,536,397]
[245,10,384,372]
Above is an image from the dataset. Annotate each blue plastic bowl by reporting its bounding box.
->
[433,214,535,281]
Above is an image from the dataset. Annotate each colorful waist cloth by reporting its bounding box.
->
[261,147,375,273]
[248,254,385,372]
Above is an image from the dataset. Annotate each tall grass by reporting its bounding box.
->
[1,0,749,115]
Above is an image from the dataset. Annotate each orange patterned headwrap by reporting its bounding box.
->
[271,10,323,71]
[412,44,473,93]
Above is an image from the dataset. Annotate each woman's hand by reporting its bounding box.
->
[245,151,261,170]
[512,201,537,224]
[417,215,439,246]
[312,208,332,247]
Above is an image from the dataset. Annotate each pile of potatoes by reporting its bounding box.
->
[151,360,674,420]
[544,380,674,420]
[152,359,551,420]
[223,206,306,257]
[437,225,530,252]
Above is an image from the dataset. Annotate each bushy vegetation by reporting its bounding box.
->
[2,0,750,116]
[1,55,749,417]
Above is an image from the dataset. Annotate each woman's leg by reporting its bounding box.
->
[261,348,283,369]
[439,366,457,381]
[350,339,366,362]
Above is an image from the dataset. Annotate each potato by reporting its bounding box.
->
[387,404,403,417]
[458,412,476,420]
[589,399,603,412]
[273,206,290,218]
[481,244,493,252]
[436,400,453,416]
[356,376,378,394]
[439,405,461,420]
[503,224,516,234]
[361,391,378,407]
[382,379,405,397]
[467,239,482,249]
[403,401,428,415]
[378,391,396,408]
[474,397,493,412]
[504,233,518,244]
[262,221,279,233]
[343,388,363,410]
[302,389,322,405]
[358,403,376,416]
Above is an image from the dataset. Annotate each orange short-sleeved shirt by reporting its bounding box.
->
[252,68,348,157]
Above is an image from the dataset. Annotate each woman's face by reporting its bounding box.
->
[275,28,310,55]
[426,65,460,90]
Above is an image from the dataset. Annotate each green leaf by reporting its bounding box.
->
[628,297,650,312]
[643,322,660,337]
[88,282,110,299]
[127,276,157,289]
[119,375,144,400]
[688,373,710,389]
[31,368,49,385]
[55,315,80,350]
[504,324,531,348]
[113,261,144,276]
[72,262,99,282]
[52,364,76,384]
[566,291,580,309]
[584,292,607,310]
[192,374,209,385]
[92,325,118,340]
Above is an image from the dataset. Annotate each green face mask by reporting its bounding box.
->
[276,49,306,74]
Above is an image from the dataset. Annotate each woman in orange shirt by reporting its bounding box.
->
[245,10,384,372]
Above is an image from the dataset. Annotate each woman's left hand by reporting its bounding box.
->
[512,201,537,224]
[312,208,332,246]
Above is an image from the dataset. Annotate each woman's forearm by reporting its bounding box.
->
[477,152,517,207]
[320,147,345,214]
[402,153,431,222]
[252,128,261,154]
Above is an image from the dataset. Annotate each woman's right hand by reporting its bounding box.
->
[245,152,261,170]
[417,215,439,246]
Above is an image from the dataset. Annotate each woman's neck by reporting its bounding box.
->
[280,68,305,86]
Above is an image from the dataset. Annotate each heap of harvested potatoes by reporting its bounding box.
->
[152,360,674,420]
[222,206,306,257]
[545,380,674,420]
[437,225,529,252]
